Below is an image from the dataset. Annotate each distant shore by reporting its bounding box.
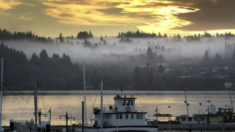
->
[2,90,234,96]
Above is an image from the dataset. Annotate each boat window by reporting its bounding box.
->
[130,100,133,105]
[120,114,123,119]
[182,118,186,121]
[116,114,119,119]
[126,114,128,119]
[131,114,134,119]
[188,118,192,121]
[122,100,125,106]
[136,114,140,119]
[126,100,129,106]
[140,114,143,119]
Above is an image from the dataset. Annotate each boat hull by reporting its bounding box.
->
[75,126,158,132]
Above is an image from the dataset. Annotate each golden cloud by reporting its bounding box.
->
[41,0,200,34]
[0,0,22,11]
[20,12,33,20]
[42,1,150,26]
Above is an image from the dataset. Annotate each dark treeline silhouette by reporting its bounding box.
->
[117,30,167,38]
[77,30,93,39]
[0,42,82,89]
[0,29,53,43]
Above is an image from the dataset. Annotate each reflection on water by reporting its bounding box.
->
[2,91,234,126]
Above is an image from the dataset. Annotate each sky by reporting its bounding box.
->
[0,0,235,38]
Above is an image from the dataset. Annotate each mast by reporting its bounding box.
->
[82,102,84,132]
[184,89,189,117]
[101,81,103,132]
[229,89,234,113]
[83,62,86,125]
[34,82,37,132]
[0,58,3,129]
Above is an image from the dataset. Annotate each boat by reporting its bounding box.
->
[75,94,159,132]
[176,105,235,124]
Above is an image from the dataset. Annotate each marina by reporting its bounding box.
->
[0,90,234,131]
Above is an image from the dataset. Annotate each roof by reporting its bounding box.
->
[103,112,147,114]
[113,95,137,100]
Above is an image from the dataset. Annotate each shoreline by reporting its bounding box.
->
[2,90,234,96]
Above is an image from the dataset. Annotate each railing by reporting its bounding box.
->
[99,106,148,113]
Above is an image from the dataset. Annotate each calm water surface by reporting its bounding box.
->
[1,90,234,126]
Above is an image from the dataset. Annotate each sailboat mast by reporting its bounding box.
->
[83,62,86,125]
[34,82,37,132]
[101,81,103,132]
[229,89,234,113]
[184,89,189,117]
[0,58,3,129]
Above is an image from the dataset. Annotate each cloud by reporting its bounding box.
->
[23,3,36,7]
[42,1,149,26]
[174,0,235,33]
[41,0,199,33]
[20,12,33,20]
[0,0,22,11]
[39,0,235,35]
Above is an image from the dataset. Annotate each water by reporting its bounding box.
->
[1,90,234,126]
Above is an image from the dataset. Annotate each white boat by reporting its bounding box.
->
[75,94,158,132]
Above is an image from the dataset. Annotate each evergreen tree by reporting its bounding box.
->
[164,33,167,38]
[203,50,210,61]
[100,36,104,41]
[233,49,235,61]
[147,47,153,60]
[133,66,139,86]
[147,69,154,88]
[158,64,165,74]
[214,53,221,61]
[39,49,49,60]
[158,55,165,62]
[77,31,93,39]
[158,32,162,38]
[30,53,40,65]
[88,30,93,38]
[59,33,64,43]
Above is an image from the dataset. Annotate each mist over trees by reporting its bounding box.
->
[1,38,235,90]
[1,28,235,90]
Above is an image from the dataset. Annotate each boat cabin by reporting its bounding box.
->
[93,95,147,127]
[176,114,207,124]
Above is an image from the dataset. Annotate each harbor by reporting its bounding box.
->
[0,90,234,131]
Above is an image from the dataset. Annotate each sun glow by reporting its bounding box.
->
[41,0,199,34]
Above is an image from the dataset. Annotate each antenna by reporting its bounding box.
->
[121,87,123,97]
[184,88,189,117]
[59,111,75,131]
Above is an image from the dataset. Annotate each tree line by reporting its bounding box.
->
[0,29,94,43]
[117,30,167,38]
[0,29,53,43]
[0,42,234,91]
